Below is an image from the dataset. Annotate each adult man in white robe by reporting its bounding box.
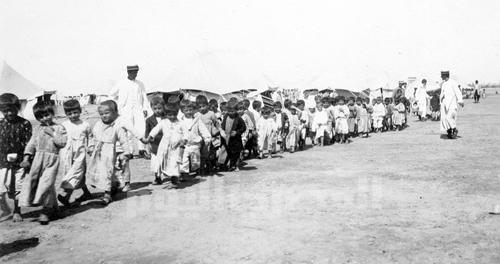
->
[415,79,430,121]
[109,65,150,158]
[439,71,464,139]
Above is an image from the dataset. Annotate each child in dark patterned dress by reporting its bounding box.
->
[0,93,32,222]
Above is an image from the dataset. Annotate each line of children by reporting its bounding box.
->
[1,91,416,225]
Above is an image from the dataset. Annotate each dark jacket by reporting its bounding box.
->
[145,116,163,155]
[221,115,246,155]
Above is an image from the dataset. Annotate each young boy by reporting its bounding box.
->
[237,102,254,159]
[383,98,394,131]
[313,100,328,146]
[272,101,289,153]
[334,97,349,143]
[256,106,276,158]
[196,95,219,175]
[0,93,32,222]
[180,101,211,178]
[355,98,370,137]
[296,100,308,150]
[57,99,93,206]
[144,97,166,185]
[20,102,67,224]
[372,97,386,133]
[145,102,186,186]
[87,100,132,205]
[323,98,335,144]
[220,101,246,171]
[286,106,301,152]
[347,97,357,138]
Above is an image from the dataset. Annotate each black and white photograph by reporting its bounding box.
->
[1,0,500,263]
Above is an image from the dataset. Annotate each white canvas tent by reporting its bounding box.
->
[0,61,45,119]
[0,61,43,100]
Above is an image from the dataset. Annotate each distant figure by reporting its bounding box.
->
[473,80,480,103]
[439,71,464,139]
[109,65,150,158]
[483,88,486,98]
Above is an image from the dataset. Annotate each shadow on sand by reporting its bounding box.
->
[0,237,39,258]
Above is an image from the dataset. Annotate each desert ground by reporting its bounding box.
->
[1,96,500,264]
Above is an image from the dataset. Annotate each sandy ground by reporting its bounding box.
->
[1,97,500,264]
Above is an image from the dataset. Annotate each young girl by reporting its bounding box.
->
[87,100,132,205]
[313,101,328,146]
[221,101,246,171]
[256,106,276,159]
[180,101,211,178]
[144,97,166,185]
[384,98,394,131]
[334,97,349,143]
[20,102,67,225]
[145,102,186,185]
[57,99,93,206]
[0,93,32,222]
[393,98,405,130]
[355,98,370,138]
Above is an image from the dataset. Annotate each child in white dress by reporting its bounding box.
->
[58,100,92,206]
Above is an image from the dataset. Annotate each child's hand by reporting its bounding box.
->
[20,160,30,169]
[230,131,237,137]
[43,127,55,137]
[140,137,149,144]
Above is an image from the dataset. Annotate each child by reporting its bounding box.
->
[180,101,211,178]
[355,98,370,138]
[362,98,370,130]
[372,97,386,133]
[250,100,262,123]
[220,101,246,171]
[144,97,166,185]
[334,97,349,143]
[296,100,308,150]
[393,98,405,130]
[430,93,440,121]
[306,101,316,146]
[57,99,93,206]
[87,100,132,205]
[347,97,357,138]
[313,101,328,146]
[256,106,276,158]
[286,106,301,152]
[272,101,289,153]
[145,102,186,185]
[384,98,394,131]
[238,102,254,159]
[0,93,32,222]
[322,98,335,144]
[197,95,220,175]
[20,102,67,224]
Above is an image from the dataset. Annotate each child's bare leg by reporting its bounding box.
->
[318,136,324,147]
[0,193,11,219]
[12,199,22,222]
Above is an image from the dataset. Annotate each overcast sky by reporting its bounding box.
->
[1,0,499,94]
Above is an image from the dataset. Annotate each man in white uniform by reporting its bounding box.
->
[439,71,464,139]
[109,65,150,157]
[415,79,430,121]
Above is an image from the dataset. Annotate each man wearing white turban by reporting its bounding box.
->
[109,65,150,157]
